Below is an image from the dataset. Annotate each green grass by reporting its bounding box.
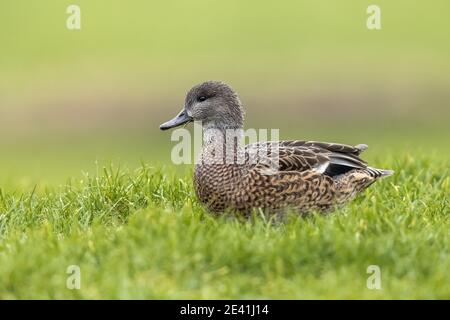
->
[0,151,448,299]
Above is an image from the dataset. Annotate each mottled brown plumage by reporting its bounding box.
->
[160,81,394,215]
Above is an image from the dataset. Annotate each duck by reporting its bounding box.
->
[160,81,393,214]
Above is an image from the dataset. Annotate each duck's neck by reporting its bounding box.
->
[201,126,244,165]
[203,126,243,143]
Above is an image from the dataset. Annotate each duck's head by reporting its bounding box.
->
[160,81,244,131]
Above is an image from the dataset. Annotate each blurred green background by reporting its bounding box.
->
[1,0,449,189]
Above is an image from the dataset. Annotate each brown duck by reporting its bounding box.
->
[160,81,393,214]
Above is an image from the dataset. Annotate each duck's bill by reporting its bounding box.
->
[159,108,193,130]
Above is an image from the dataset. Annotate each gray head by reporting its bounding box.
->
[160,81,244,131]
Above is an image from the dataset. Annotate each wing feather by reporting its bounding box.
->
[245,140,368,176]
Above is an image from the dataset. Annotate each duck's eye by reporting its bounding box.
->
[197,96,207,102]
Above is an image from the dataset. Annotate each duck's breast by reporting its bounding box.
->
[194,163,245,211]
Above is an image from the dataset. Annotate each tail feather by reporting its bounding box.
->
[366,167,394,178]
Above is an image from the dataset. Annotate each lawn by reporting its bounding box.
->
[0,141,448,299]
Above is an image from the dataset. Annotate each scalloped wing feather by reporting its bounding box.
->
[245,140,368,175]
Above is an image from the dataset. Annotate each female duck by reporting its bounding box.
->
[160,81,393,214]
